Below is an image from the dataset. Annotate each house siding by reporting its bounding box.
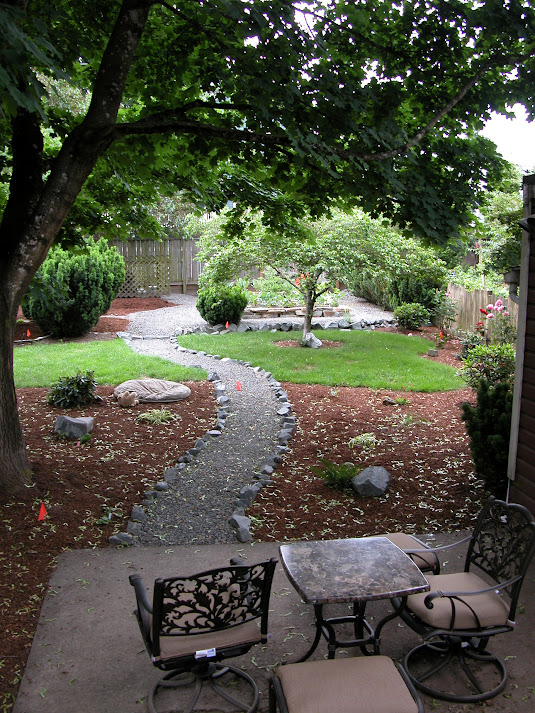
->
[510,174,535,512]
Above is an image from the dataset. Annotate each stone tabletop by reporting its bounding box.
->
[280,537,429,605]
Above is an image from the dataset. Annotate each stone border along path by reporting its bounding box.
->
[110,314,395,547]
[110,335,293,546]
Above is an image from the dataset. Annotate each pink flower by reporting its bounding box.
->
[408,333,413,337]
[503,311,509,317]
[486,313,494,319]
[486,303,494,310]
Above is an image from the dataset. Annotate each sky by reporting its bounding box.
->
[482,105,535,172]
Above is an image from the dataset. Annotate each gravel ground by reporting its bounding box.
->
[122,292,393,546]
[127,291,394,336]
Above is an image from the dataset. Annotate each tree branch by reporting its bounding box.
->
[356,52,534,162]
[112,114,292,148]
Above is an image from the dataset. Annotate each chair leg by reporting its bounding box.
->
[150,663,259,713]
[404,639,508,703]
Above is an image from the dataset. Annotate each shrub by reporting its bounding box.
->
[458,330,484,359]
[196,284,248,325]
[47,370,98,408]
[461,380,513,498]
[23,240,125,337]
[430,290,458,332]
[461,343,516,389]
[393,302,430,330]
[313,459,360,490]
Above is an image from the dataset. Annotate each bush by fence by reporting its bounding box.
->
[447,283,518,335]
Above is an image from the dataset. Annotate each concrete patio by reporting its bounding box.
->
[13,536,535,713]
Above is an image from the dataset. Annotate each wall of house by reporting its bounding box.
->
[509,174,535,512]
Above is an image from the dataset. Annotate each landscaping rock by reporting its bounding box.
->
[302,332,323,348]
[54,415,94,440]
[351,466,391,496]
[109,532,133,546]
[130,506,146,522]
[228,512,252,542]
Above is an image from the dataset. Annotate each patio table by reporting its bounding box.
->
[280,536,430,660]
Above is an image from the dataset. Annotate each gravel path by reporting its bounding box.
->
[120,292,393,546]
[127,291,393,336]
[124,337,285,545]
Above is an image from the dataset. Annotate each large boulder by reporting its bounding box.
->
[114,378,191,403]
[55,415,94,440]
[351,466,391,496]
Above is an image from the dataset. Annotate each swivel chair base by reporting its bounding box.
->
[404,638,507,703]
[150,661,259,713]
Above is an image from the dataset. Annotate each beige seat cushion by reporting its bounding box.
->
[155,619,261,661]
[275,656,419,713]
[384,533,439,573]
[407,572,510,630]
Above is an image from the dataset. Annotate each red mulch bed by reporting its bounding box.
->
[1,307,481,711]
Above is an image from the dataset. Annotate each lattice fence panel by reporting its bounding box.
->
[118,256,170,298]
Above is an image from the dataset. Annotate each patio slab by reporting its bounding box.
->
[13,536,535,713]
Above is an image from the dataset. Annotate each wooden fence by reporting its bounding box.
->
[447,283,518,334]
[110,238,203,297]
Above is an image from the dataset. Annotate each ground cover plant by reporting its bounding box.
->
[176,329,462,392]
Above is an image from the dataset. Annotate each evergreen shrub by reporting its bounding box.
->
[23,240,125,337]
[461,380,513,498]
[196,284,248,325]
[393,302,430,329]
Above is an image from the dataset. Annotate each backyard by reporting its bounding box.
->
[0,298,482,711]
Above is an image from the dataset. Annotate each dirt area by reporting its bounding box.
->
[1,302,482,711]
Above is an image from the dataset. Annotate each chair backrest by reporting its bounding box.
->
[151,558,277,656]
[466,497,535,617]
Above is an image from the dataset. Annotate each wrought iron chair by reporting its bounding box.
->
[396,497,535,702]
[130,558,277,713]
[382,533,440,574]
[269,656,423,713]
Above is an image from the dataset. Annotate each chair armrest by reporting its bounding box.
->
[129,573,153,614]
[404,535,472,556]
[424,574,522,609]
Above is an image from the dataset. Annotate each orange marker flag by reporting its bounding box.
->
[225,321,229,329]
[236,381,242,391]
[26,329,31,338]
[38,502,47,521]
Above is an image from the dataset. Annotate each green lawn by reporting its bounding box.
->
[13,338,206,388]
[177,329,462,391]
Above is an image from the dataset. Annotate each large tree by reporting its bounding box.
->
[1,0,535,492]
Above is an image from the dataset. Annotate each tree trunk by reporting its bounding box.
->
[302,288,314,341]
[0,0,152,493]
[0,295,32,492]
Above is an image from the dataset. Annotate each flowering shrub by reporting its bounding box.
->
[479,299,517,345]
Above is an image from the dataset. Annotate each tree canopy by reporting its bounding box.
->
[1,0,535,492]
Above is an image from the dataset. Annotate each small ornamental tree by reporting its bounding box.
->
[196,211,341,340]
[23,240,125,337]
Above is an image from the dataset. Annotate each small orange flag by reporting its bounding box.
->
[26,329,31,338]
[38,502,47,521]
[225,321,229,329]
[236,381,242,391]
